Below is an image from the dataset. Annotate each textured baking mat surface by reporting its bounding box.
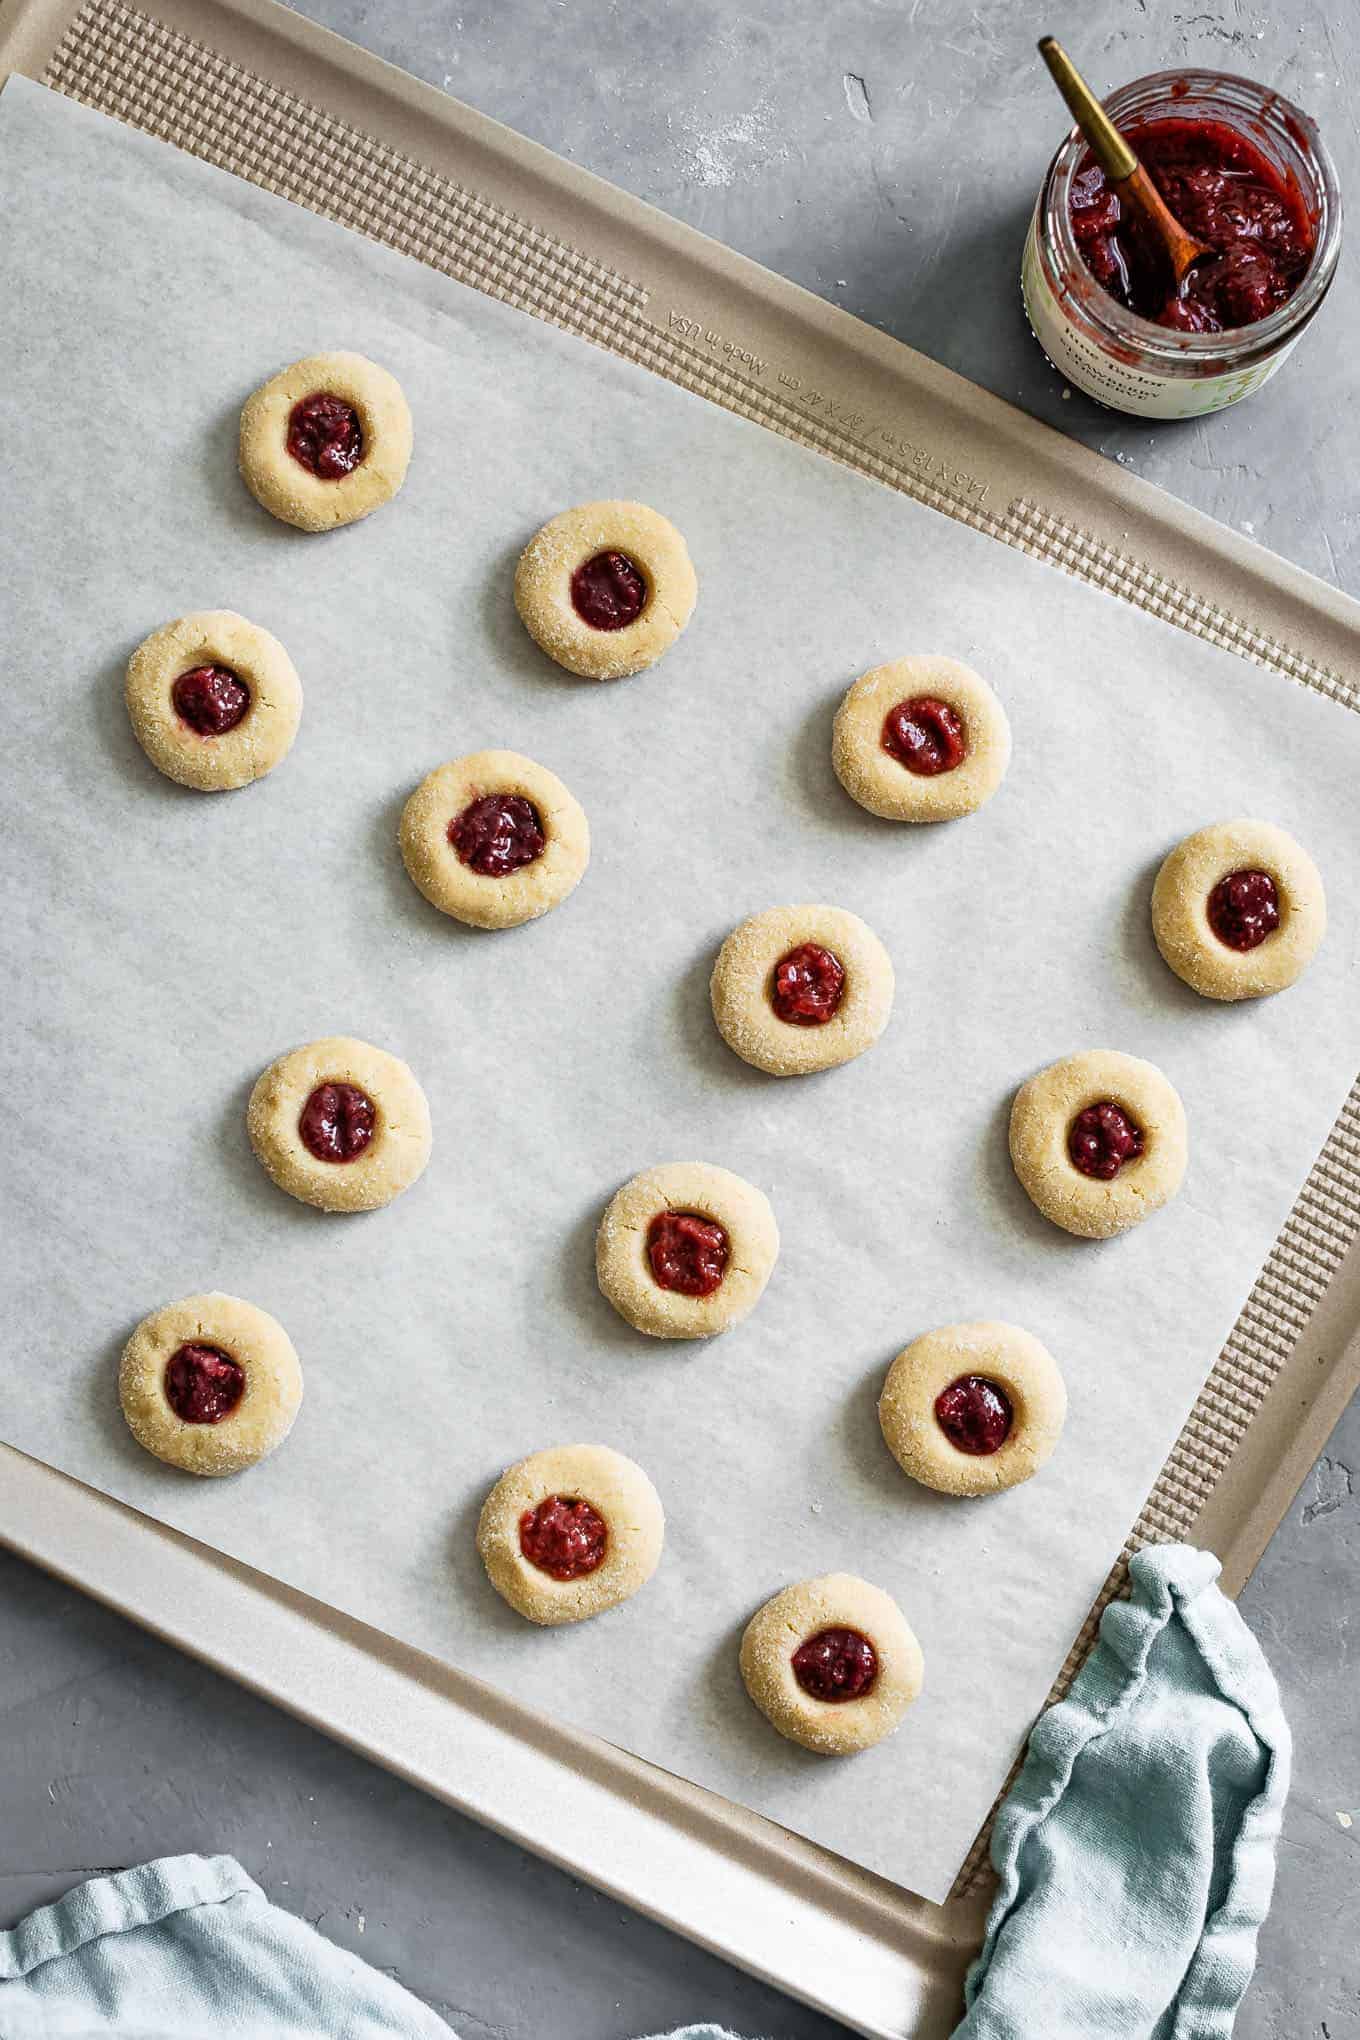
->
[3,76,1360,1905]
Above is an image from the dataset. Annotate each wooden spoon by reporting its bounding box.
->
[1039,36,1211,292]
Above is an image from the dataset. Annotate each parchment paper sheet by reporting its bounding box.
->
[2,78,1357,1902]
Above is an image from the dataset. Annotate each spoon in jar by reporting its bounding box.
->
[1038,36,1212,295]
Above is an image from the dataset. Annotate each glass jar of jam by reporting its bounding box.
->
[1023,69,1341,418]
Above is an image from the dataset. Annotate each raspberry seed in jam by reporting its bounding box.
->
[570,551,648,631]
[934,1375,1014,1456]
[647,1210,729,1298]
[791,1627,879,1703]
[882,696,967,776]
[1068,1101,1145,1181]
[770,943,846,1026]
[1207,868,1281,953]
[448,793,546,877]
[299,1082,377,1164]
[171,665,251,736]
[164,1343,246,1425]
[287,391,364,479]
[519,1495,608,1580]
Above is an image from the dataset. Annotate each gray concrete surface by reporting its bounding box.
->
[3,2,1358,2034]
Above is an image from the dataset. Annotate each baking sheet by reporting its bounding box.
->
[3,75,1358,1905]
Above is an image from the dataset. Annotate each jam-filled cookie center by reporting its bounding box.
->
[934,1374,1014,1455]
[519,1495,609,1580]
[570,550,648,631]
[1207,868,1281,953]
[448,793,546,877]
[791,1626,879,1703]
[881,695,967,776]
[299,1081,377,1164]
[1068,1101,1145,1180]
[287,392,365,479]
[164,1343,245,1424]
[171,665,251,736]
[647,1210,730,1298]
[770,943,846,1027]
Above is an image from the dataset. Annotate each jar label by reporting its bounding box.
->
[1021,209,1301,420]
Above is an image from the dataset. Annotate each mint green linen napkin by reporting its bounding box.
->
[956,1542,1291,2038]
[0,1857,747,2039]
[0,1854,452,2039]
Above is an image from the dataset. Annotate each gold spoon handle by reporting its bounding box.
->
[1038,33,1211,285]
[1038,35,1136,181]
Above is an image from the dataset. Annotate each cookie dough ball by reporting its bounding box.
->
[740,1574,924,1755]
[596,1161,779,1340]
[514,501,698,680]
[1010,1049,1187,1240]
[476,1443,664,1625]
[1151,819,1325,1002]
[879,1321,1066,1497]
[248,1036,432,1213]
[119,1293,302,1476]
[125,611,302,792]
[832,656,1010,823]
[710,905,894,1077]
[239,351,412,532]
[400,750,589,930]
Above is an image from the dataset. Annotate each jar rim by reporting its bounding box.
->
[1043,67,1343,367]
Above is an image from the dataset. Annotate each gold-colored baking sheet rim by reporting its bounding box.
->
[1,0,1358,2024]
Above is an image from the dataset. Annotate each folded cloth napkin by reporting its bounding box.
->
[0,1857,743,2040]
[956,1542,1291,2039]
[0,1545,1287,2040]
[0,1854,451,2039]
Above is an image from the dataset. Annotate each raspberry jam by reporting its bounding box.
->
[570,551,648,631]
[287,392,364,479]
[1070,118,1315,332]
[1207,868,1280,952]
[164,1344,245,1425]
[770,943,846,1026]
[299,1082,377,1164]
[881,696,967,776]
[647,1210,729,1297]
[172,665,250,737]
[1068,1102,1145,1181]
[518,1496,608,1580]
[448,794,546,877]
[935,1375,1014,1456]
[791,1627,879,1703]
